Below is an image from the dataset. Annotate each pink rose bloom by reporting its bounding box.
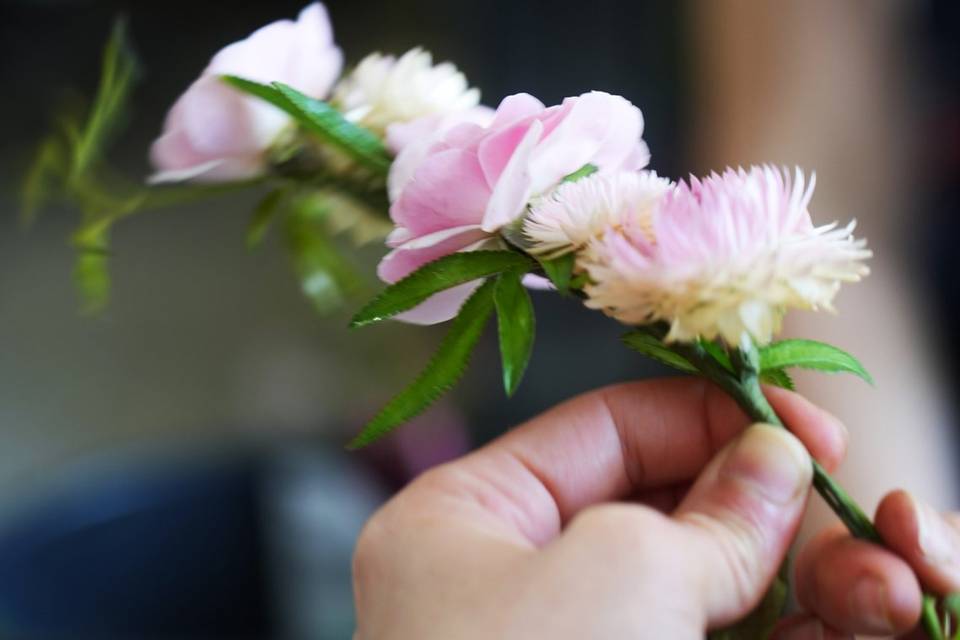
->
[149,3,343,183]
[379,91,650,324]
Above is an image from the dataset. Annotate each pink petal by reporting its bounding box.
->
[391,148,491,236]
[480,119,543,232]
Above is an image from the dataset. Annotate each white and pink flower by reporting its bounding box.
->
[380,91,650,324]
[149,3,343,183]
[579,165,871,344]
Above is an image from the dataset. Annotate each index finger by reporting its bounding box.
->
[427,378,847,546]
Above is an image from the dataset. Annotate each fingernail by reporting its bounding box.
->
[776,618,824,640]
[848,576,893,634]
[722,424,812,505]
[914,495,958,566]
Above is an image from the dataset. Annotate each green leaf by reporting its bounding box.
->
[247,188,287,249]
[760,368,796,391]
[759,339,873,385]
[72,19,140,180]
[223,78,391,174]
[700,339,733,373]
[538,252,575,293]
[495,270,535,396]
[273,82,392,174]
[221,75,292,111]
[72,223,112,314]
[348,279,497,449]
[351,250,535,327]
[622,330,697,374]
[709,564,789,640]
[561,163,598,183]
[285,197,361,314]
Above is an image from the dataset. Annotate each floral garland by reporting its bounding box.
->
[23,4,958,638]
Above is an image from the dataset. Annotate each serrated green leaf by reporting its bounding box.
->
[348,279,497,449]
[622,330,697,374]
[538,252,575,293]
[223,77,392,174]
[495,270,535,396]
[759,339,873,385]
[273,82,392,174]
[561,163,598,183]
[247,189,287,249]
[709,564,788,640]
[760,368,796,391]
[221,75,292,110]
[351,251,535,327]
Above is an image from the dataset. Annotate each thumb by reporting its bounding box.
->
[674,423,813,627]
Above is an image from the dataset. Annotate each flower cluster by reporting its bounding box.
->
[150,3,483,183]
[145,1,870,346]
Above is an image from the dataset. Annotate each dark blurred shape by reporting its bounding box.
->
[0,457,271,639]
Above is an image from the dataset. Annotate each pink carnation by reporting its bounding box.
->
[149,3,343,183]
[380,91,650,324]
[580,166,872,344]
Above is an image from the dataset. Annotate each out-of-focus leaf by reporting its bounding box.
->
[285,197,362,314]
[350,251,535,328]
[759,339,873,385]
[538,252,575,293]
[622,330,697,374]
[709,564,789,640]
[561,163,598,183]
[348,279,497,449]
[21,136,67,225]
[72,223,113,314]
[71,19,139,180]
[247,188,287,249]
[700,339,733,372]
[495,270,535,396]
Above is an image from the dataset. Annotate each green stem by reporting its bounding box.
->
[674,340,943,639]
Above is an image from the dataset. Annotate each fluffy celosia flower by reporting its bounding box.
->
[149,3,343,183]
[381,91,650,324]
[524,170,673,258]
[579,165,871,344]
[334,48,481,137]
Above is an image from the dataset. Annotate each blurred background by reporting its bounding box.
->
[0,0,957,637]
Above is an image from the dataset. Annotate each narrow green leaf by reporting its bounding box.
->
[495,270,535,396]
[221,75,292,110]
[247,188,287,249]
[538,252,575,293]
[700,339,733,373]
[622,330,697,374]
[561,163,598,183]
[351,250,535,327]
[759,339,874,385]
[348,279,497,449]
[760,368,796,391]
[223,77,392,174]
[72,223,112,314]
[73,19,139,179]
[272,82,392,174]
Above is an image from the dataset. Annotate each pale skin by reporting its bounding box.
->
[353,379,960,639]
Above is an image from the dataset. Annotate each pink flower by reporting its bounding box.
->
[149,3,343,183]
[380,91,650,324]
[580,166,872,344]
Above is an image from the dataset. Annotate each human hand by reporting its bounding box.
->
[352,378,929,639]
[777,489,960,639]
